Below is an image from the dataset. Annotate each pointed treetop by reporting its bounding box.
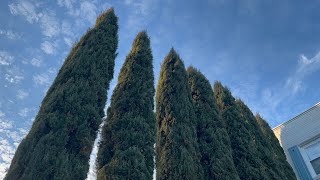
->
[255,113,262,119]
[235,98,253,114]
[187,66,213,97]
[95,7,117,27]
[213,81,234,111]
[187,66,208,81]
[186,66,198,74]
[131,31,151,53]
[161,47,184,68]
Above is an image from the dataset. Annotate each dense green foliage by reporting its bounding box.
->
[255,114,296,179]
[5,8,118,180]
[187,67,240,180]
[214,81,296,180]
[96,31,155,180]
[214,82,269,179]
[156,49,203,180]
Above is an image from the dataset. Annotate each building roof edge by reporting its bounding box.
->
[273,102,320,131]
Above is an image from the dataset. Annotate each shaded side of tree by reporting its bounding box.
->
[187,67,239,180]
[255,114,296,180]
[214,82,267,179]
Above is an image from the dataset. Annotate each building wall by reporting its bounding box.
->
[273,103,320,180]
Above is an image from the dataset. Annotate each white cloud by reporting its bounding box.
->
[0,29,21,40]
[284,52,320,95]
[48,67,57,74]
[16,89,29,100]
[33,73,50,85]
[4,66,24,84]
[8,0,40,23]
[39,12,60,37]
[57,0,99,24]
[254,51,320,125]
[30,58,42,67]
[80,1,97,24]
[297,52,320,74]
[0,116,29,179]
[18,108,30,117]
[122,0,159,36]
[41,41,56,54]
[9,0,61,38]
[0,51,14,66]
[57,0,76,9]
[0,121,12,130]
[61,21,73,36]
[0,111,5,117]
[63,37,73,47]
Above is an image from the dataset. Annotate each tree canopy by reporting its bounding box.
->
[5,8,118,180]
[187,67,239,180]
[97,31,155,180]
[156,49,203,180]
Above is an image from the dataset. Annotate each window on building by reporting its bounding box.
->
[305,140,320,175]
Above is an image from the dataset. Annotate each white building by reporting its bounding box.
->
[273,102,320,180]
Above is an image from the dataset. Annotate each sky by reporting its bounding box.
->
[1,0,320,178]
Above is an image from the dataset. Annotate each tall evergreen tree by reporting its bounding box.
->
[156,49,203,180]
[213,82,267,179]
[255,114,296,180]
[187,67,239,180]
[5,8,118,180]
[96,31,155,180]
[235,99,278,179]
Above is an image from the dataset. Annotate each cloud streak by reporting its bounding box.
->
[41,41,57,55]
[16,89,29,100]
[9,0,40,23]
[0,51,14,66]
[0,29,21,40]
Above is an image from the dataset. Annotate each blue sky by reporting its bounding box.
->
[1,0,320,178]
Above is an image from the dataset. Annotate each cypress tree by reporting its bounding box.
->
[213,82,266,179]
[156,49,203,180]
[5,8,118,180]
[255,114,296,180]
[235,99,277,179]
[187,67,239,180]
[96,31,155,180]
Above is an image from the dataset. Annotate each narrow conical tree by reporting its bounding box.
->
[255,114,296,180]
[213,82,266,179]
[235,99,277,179]
[187,67,239,180]
[156,49,203,180]
[5,8,118,180]
[96,31,155,180]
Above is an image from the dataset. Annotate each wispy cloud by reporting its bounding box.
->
[8,0,40,23]
[57,0,98,24]
[61,20,73,36]
[39,11,60,37]
[0,29,21,40]
[16,89,29,100]
[79,1,97,24]
[4,66,24,84]
[255,51,320,125]
[30,57,42,67]
[41,41,57,54]
[57,0,75,10]
[9,0,61,38]
[18,108,30,117]
[33,73,50,85]
[0,115,28,179]
[0,51,14,66]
